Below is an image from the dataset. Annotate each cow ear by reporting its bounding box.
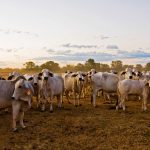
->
[71,73,78,77]
[38,77,42,80]
[49,72,53,77]
[38,72,42,76]
[28,77,33,81]
[138,71,142,77]
[82,73,86,77]
[132,72,136,76]
[121,71,126,75]
[145,83,149,86]
[8,75,13,80]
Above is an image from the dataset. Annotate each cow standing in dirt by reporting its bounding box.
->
[91,72,119,107]
[0,76,33,131]
[116,79,150,111]
[38,69,64,112]
[64,71,86,106]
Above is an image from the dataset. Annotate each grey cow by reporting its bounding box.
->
[0,76,33,131]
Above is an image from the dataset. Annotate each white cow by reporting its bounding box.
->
[24,74,40,108]
[38,69,64,112]
[0,76,32,131]
[64,71,86,106]
[116,79,150,111]
[91,72,119,107]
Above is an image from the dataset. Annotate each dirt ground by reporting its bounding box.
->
[0,96,150,150]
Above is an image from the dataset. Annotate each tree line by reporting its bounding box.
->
[23,59,150,73]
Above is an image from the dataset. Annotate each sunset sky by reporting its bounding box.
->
[0,0,150,68]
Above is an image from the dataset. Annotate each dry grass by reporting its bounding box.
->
[0,96,150,150]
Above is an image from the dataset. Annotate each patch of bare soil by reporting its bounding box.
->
[0,97,150,150]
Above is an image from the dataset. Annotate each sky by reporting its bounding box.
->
[0,0,150,68]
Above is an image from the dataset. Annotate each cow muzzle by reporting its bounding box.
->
[34,83,38,86]
[44,77,48,80]
[11,96,15,100]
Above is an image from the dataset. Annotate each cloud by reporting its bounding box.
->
[106,45,119,49]
[62,43,98,49]
[33,51,115,62]
[46,49,72,55]
[100,35,111,40]
[0,28,39,37]
[117,50,150,59]
[33,48,150,66]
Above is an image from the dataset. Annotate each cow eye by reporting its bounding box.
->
[18,85,22,88]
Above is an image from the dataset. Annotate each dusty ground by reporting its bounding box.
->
[0,96,150,150]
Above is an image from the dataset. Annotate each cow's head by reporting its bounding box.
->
[87,69,97,78]
[38,69,53,81]
[72,72,86,81]
[8,75,14,80]
[8,72,21,80]
[12,79,34,101]
[121,70,136,79]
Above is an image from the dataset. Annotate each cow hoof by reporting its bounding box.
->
[41,109,45,112]
[13,128,18,132]
[22,125,26,129]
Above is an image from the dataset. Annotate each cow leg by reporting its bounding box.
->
[116,95,123,111]
[19,107,26,129]
[49,97,53,112]
[57,95,62,108]
[74,92,77,107]
[36,95,39,108]
[78,93,81,106]
[41,98,46,111]
[92,89,98,107]
[121,96,126,111]
[142,98,147,111]
[12,101,21,132]
[65,91,71,104]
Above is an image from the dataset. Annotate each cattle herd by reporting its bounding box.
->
[0,67,150,132]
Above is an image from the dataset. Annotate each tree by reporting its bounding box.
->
[100,63,110,72]
[85,58,96,71]
[74,63,85,71]
[61,64,75,72]
[23,61,36,70]
[144,62,150,71]
[111,60,123,71]
[135,64,143,71]
[40,61,60,72]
